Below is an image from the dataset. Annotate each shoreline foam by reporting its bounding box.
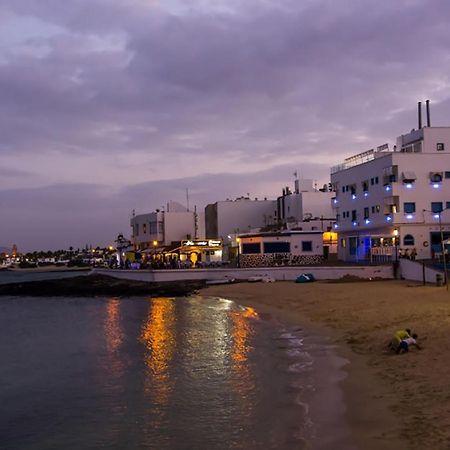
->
[200,280,450,450]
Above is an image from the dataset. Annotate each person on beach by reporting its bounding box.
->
[388,329,411,352]
[396,333,421,354]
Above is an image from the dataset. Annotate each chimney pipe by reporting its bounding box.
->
[426,99,431,127]
[418,101,422,129]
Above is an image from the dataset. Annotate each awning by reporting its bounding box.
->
[402,171,417,182]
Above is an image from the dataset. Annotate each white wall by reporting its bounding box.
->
[217,199,276,238]
[164,212,196,244]
[94,265,393,282]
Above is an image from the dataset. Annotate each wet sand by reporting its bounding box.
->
[200,280,450,450]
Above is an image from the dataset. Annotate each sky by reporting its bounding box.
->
[2,0,450,251]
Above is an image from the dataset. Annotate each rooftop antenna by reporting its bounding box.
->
[426,99,431,127]
[186,188,190,212]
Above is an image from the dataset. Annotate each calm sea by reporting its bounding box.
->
[0,295,353,450]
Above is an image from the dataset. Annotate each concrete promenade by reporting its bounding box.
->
[93,265,393,282]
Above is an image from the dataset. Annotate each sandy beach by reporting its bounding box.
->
[200,280,450,450]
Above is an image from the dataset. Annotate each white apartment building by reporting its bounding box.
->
[131,201,205,250]
[331,124,450,262]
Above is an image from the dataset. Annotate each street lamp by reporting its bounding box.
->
[393,228,399,278]
[423,208,449,290]
[236,237,241,268]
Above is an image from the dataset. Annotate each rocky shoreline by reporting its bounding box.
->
[0,274,206,297]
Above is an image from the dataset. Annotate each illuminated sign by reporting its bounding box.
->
[182,240,222,247]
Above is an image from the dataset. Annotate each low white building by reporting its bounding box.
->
[276,178,334,226]
[331,110,450,262]
[205,196,276,240]
[238,231,324,267]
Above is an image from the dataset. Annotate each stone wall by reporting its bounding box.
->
[240,253,323,268]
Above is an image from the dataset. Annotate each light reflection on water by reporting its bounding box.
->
[0,295,319,450]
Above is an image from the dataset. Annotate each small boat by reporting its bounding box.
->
[205,277,236,285]
[248,275,275,283]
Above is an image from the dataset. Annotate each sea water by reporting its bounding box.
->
[0,295,353,450]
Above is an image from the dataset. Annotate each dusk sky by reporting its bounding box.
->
[2,0,450,251]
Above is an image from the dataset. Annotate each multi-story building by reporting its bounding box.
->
[131,201,204,250]
[331,119,450,262]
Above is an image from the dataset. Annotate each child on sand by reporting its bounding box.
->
[396,333,421,354]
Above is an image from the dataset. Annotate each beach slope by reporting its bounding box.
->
[201,280,450,450]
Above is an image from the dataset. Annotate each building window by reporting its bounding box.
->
[264,242,290,253]
[301,241,313,252]
[351,210,357,221]
[403,234,415,246]
[364,207,369,219]
[446,201,450,209]
[341,238,346,248]
[143,223,147,234]
[431,202,443,213]
[362,181,369,192]
[242,243,261,254]
[376,205,380,212]
[437,143,445,151]
[430,172,443,182]
[404,202,416,214]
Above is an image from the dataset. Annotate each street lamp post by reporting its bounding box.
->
[424,209,448,290]
[393,228,399,278]
[438,212,449,290]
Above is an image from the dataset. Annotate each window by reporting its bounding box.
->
[445,171,450,179]
[341,238,346,248]
[364,207,369,219]
[430,172,443,182]
[351,210,357,221]
[371,206,375,214]
[375,205,380,212]
[301,241,313,252]
[431,202,443,213]
[403,234,415,246]
[143,223,147,234]
[404,202,416,214]
[447,201,450,209]
[263,242,290,253]
[242,243,261,254]
[370,178,374,185]
[437,143,445,151]
[375,176,379,184]
[362,181,369,191]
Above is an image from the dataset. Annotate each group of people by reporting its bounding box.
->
[398,248,417,260]
[388,328,421,354]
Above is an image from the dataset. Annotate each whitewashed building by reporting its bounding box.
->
[131,201,204,250]
[276,178,335,230]
[331,110,450,262]
[205,197,276,240]
[238,231,324,267]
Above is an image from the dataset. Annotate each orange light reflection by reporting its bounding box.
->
[140,298,176,407]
